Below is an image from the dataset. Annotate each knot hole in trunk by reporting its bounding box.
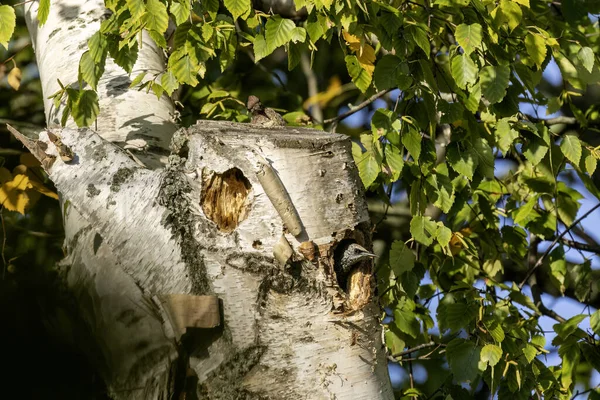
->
[201,168,252,232]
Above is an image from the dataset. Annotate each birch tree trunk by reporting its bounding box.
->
[19,0,394,398]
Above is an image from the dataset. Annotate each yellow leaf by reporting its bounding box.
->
[7,67,21,90]
[0,174,32,214]
[27,173,59,200]
[0,167,12,184]
[13,164,27,175]
[342,30,375,74]
[303,76,343,109]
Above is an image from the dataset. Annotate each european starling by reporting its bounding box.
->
[247,95,286,128]
[333,242,376,289]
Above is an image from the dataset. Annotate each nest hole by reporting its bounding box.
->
[201,168,252,232]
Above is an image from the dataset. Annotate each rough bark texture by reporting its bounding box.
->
[21,0,394,398]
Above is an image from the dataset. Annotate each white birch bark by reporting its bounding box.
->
[21,0,394,398]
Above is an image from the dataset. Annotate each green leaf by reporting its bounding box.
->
[513,195,537,226]
[451,54,478,89]
[444,301,476,331]
[523,135,548,166]
[290,27,306,43]
[352,136,382,188]
[473,137,494,179]
[554,314,586,339]
[385,329,406,355]
[170,0,190,25]
[465,82,481,113]
[447,339,482,382]
[437,223,452,248]
[447,143,478,180]
[69,89,99,127]
[521,343,537,364]
[108,40,139,73]
[394,308,420,338]
[495,118,518,155]
[402,126,421,161]
[129,71,146,88]
[406,24,430,58]
[345,55,372,93]
[559,340,580,389]
[374,55,412,91]
[88,32,108,63]
[481,344,502,367]
[224,0,250,20]
[127,0,145,20]
[144,0,169,34]
[578,47,595,73]
[499,0,522,31]
[170,51,199,86]
[389,240,415,276]
[160,70,179,96]
[265,16,295,53]
[524,33,547,69]
[480,65,510,104]
[253,34,269,62]
[410,216,438,246]
[385,144,404,180]
[426,172,455,213]
[560,134,582,166]
[591,310,600,335]
[454,23,482,55]
[38,0,50,25]
[79,51,105,91]
[0,5,16,49]
[549,247,567,293]
[485,319,505,343]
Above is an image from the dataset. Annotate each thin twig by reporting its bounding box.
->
[519,202,600,289]
[571,384,600,399]
[391,341,439,358]
[323,89,393,125]
[553,237,600,254]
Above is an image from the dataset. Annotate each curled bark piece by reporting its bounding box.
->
[6,124,56,169]
[298,240,317,261]
[273,234,294,265]
[255,160,303,236]
[160,294,221,339]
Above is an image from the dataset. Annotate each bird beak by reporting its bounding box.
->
[365,252,377,258]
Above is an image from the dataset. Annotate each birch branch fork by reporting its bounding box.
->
[10,121,393,399]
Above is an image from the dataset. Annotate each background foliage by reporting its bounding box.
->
[2,0,600,398]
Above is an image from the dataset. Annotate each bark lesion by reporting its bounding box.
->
[201,168,252,233]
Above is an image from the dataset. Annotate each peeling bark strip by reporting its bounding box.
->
[255,161,303,236]
[160,294,221,339]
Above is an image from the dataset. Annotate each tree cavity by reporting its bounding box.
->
[201,168,252,233]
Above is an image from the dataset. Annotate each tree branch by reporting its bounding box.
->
[324,88,393,126]
[552,237,600,254]
[391,341,440,358]
[300,52,322,124]
[519,202,600,289]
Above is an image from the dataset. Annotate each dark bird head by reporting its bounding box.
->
[337,243,376,272]
[247,95,264,113]
[333,242,376,290]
